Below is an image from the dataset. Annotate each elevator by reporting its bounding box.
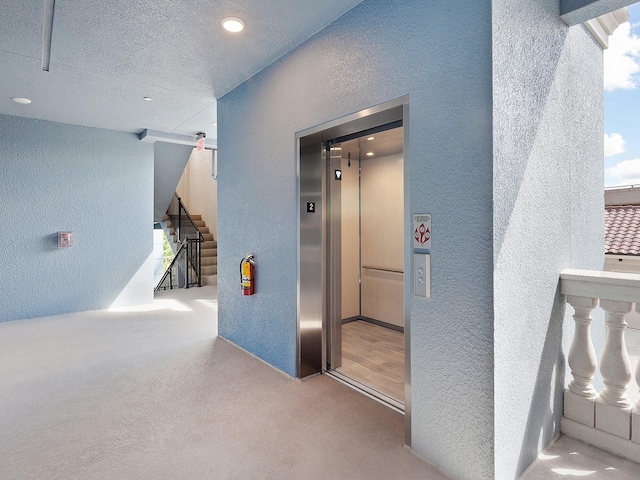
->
[327,126,405,410]
[297,98,410,423]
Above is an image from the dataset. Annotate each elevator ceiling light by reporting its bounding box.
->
[222,17,245,32]
[367,136,374,141]
[12,97,32,104]
[366,152,374,156]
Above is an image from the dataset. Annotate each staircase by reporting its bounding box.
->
[164,214,217,285]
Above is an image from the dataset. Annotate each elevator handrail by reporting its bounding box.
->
[361,265,404,274]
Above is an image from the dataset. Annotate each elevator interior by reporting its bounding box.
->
[298,101,407,414]
[330,127,405,407]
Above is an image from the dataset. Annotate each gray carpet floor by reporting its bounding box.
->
[0,286,449,480]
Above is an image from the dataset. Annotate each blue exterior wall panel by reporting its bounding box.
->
[217,1,495,478]
[0,114,154,321]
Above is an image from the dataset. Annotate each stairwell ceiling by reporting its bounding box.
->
[0,0,364,139]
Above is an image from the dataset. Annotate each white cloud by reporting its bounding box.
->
[604,132,626,157]
[606,158,640,186]
[604,22,640,91]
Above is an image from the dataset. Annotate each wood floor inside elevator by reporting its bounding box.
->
[336,320,404,402]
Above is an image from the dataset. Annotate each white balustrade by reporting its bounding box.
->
[597,299,632,439]
[634,303,640,444]
[560,269,640,461]
[565,295,598,426]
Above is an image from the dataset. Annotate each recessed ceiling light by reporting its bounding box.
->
[12,97,31,104]
[222,17,245,32]
[366,152,374,156]
[367,136,374,141]
[143,97,152,101]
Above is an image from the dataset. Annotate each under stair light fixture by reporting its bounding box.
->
[12,97,32,104]
[222,17,245,32]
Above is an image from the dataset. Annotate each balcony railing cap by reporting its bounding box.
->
[560,268,640,303]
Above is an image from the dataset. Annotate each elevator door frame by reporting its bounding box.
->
[296,95,411,446]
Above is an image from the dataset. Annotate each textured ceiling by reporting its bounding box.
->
[0,0,363,139]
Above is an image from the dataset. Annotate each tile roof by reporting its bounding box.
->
[605,205,640,255]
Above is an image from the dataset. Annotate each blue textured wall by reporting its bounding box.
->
[0,114,153,322]
[217,1,494,478]
[492,1,605,478]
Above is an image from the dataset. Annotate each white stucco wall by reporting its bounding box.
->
[0,114,154,321]
[217,1,495,478]
[492,1,605,477]
[153,142,192,222]
[176,148,217,238]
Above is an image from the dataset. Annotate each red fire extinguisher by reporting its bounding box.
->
[240,253,255,296]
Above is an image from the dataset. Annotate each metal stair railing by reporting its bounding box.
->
[155,193,203,291]
[154,238,202,291]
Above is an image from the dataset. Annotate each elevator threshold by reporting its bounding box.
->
[324,370,405,415]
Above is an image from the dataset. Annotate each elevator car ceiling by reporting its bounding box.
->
[0,0,364,136]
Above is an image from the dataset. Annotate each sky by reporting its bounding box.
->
[604,3,640,186]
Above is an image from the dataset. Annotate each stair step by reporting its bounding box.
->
[163,209,216,263]
[202,265,217,275]
[202,274,217,286]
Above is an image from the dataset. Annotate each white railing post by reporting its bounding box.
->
[565,295,598,427]
[633,303,640,444]
[561,270,640,460]
[596,299,633,439]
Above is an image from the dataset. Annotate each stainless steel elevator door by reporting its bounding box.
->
[326,142,343,370]
[297,97,410,441]
[298,141,323,378]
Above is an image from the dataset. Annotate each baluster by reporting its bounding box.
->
[596,299,633,439]
[633,303,640,444]
[564,295,598,427]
